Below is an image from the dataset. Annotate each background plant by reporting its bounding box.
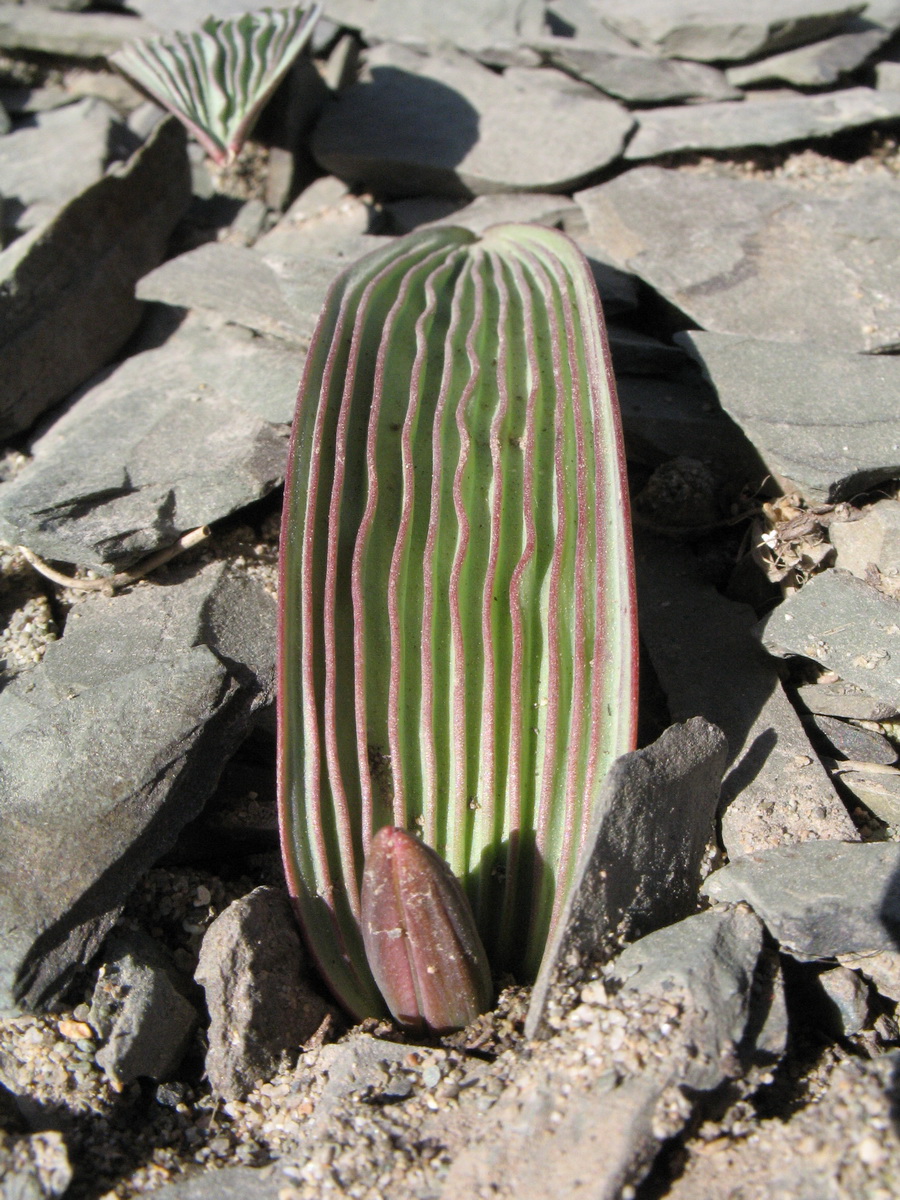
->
[111,4,321,166]
[278,223,638,1021]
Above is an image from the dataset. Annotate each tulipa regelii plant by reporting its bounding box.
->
[277,223,638,1027]
[111,5,321,166]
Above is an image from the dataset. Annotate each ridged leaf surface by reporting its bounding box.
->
[278,224,638,1018]
[111,5,321,166]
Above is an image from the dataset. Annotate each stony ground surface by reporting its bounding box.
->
[4,1,900,1198]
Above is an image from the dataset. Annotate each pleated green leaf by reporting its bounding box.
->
[278,224,638,1020]
[111,5,321,166]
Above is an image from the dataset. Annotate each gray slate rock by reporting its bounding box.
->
[796,679,899,721]
[817,963,871,1035]
[137,244,307,345]
[194,887,330,1100]
[126,0,267,30]
[830,500,900,578]
[137,237,383,349]
[544,0,645,49]
[702,840,900,960]
[611,906,766,1091]
[625,87,900,160]
[386,189,580,234]
[727,16,896,88]
[361,0,545,53]
[833,764,900,827]
[576,169,900,352]
[808,713,897,764]
[0,117,190,442]
[92,931,198,1087]
[0,312,299,572]
[526,717,728,1038]
[543,40,740,103]
[599,0,866,62]
[0,3,153,56]
[253,176,375,257]
[0,97,121,227]
[637,535,858,857]
[757,569,900,712]
[0,1129,71,1200]
[0,560,276,1011]
[312,45,633,196]
[677,332,900,501]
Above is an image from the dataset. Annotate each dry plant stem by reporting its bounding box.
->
[18,526,211,593]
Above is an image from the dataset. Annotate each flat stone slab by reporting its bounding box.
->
[0,97,120,225]
[796,680,899,722]
[543,0,649,50]
[757,569,900,713]
[598,0,866,62]
[527,717,727,1038]
[702,840,900,959]
[137,232,406,355]
[576,167,900,352]
[253,179,379,257]
[0,312,300,572]
[0,3,153,57]
[312,44,633,196]
[0,560,276,1011]
[727,18,895,88]
[624,87,900,161]
[360,0,545,53]
[137,243,309,345]
[809,713,897,763]
[833,764,900,828]
[637,535,858,858]
[677,331,900,502]
[543,40,740,103]
[1,117,190,441]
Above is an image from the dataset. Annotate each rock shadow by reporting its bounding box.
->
[313,67,481,198]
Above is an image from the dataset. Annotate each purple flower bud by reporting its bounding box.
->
[361,827,493,1033]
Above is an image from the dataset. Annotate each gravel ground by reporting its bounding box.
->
[2,123,900,1198]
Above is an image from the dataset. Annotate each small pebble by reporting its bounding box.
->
[859,1135,887,1166]
[58,1019,93,1041]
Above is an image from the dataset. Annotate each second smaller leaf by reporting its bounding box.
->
[111,5,322,166]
